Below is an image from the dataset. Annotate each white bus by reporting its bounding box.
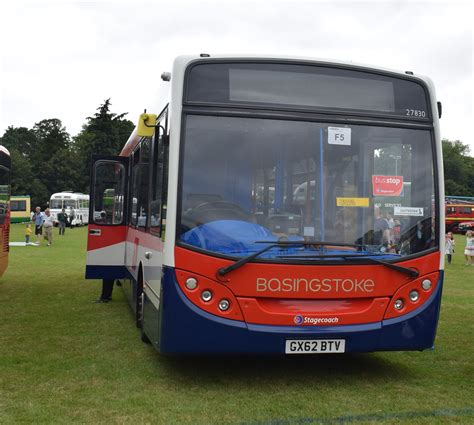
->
[49,192,89,226]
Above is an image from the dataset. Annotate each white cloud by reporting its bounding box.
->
[1,0,472,153]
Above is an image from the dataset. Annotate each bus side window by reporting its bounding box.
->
[130,138,150,229]
[150,124,168,236]
[92,161,125,225]
[0,166,10,225]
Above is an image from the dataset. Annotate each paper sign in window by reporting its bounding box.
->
[372,175,404,197]
[336,197,369,207]
[328,127,351,146]
[394,206,423,216]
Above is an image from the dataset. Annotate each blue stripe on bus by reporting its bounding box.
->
[154,267,443,354]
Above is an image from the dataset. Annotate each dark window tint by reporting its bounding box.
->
[92,161,125,225]
[130,139,151,228]
[150,134,167,234]
[11,200,26,211]
[186,63,430,119]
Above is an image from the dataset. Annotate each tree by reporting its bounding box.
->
[74,99,134,192]
[442,139,474,197]
[0,100,134,209]
[32,119,70,166]
[0,120,77,208]
[0,126,37,155]
[0,127,39,205]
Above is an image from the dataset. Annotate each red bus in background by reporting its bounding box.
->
[445,203,474,232]
[0,146,11,277]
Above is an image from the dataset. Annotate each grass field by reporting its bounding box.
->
[0,225,473,424]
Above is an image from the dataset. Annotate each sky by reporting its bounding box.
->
[0,0,473,153]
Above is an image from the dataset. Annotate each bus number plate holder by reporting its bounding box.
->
[285,339,345,354]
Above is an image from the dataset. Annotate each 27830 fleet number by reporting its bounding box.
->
[406,109,426,117]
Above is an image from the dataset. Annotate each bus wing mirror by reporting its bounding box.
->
[137,113,157,137]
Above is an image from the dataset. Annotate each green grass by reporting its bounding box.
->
[0,227,473,424]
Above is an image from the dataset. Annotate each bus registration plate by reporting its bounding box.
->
[285,339,345,354]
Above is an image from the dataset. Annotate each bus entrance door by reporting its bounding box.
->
[86,155,129,280]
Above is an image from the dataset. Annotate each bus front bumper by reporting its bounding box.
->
[153,267,443,355]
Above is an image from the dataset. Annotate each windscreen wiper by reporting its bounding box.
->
[278,253,418,277]
[255,240,364,248]
[217,240,364,276]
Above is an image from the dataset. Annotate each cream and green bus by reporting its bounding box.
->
[10,195,31,223]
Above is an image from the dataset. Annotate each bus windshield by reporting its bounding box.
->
[63,200,76,209]
[178,115,437,261]
[50,199,63,209]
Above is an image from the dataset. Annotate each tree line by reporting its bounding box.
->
[0,99,134,209]
[442,139,474,197]
[0,100,473,209]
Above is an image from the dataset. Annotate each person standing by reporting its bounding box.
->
[25,222,32,244]
[449,232,456,254]
[32,207,45,244]
[69,206,75,228]
[57,208,67,235]
[373,206,390,246]
[464,230,474,266]
[43,208,54,246]
[445,232,454,265]
[94,279,115,303]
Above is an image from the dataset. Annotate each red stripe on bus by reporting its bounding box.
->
[175,247,440,299]
[87,225,127,251]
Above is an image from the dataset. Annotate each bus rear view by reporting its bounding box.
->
[87,55,444,355]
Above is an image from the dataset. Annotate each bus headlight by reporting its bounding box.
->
[394,299,404,310]
[409,290,419,302]
[218,299,230,311]
[185,277,198,290]
[201,290,212,302]
[421,279,432,290]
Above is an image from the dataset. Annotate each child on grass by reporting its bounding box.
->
[464,230,474,266]
[445,232,454,265]
[25,222,32,244]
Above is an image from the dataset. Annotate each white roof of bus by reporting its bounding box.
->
[50,192,89,199]
[172,54,434,86]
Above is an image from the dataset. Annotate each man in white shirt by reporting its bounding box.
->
[43,208,55,246]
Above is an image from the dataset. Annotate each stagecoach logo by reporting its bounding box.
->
[256,277,375,294]
[294,315,340,325]
[294,315,303,325]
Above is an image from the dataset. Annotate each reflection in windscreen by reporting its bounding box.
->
[179,115,436,260]
[92,161,125,225]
